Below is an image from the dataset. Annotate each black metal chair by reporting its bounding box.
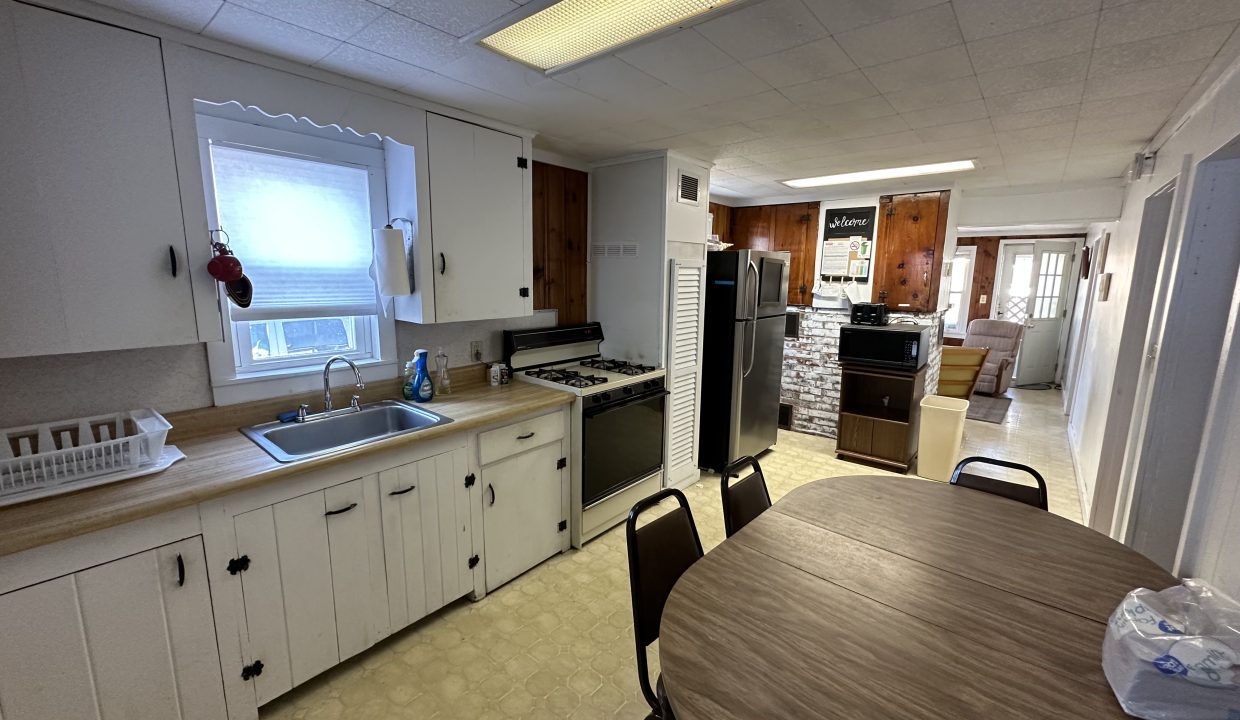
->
[950,456,1049,511]
[720,455,772,537]
[626,488,704,720]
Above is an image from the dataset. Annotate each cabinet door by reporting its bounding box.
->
[728,205,774,250]
[875,191,949,312]
[771,202,820,306]
[235,479,388,704]
[427,113,528,322]
[482,441,566,591]
[0,1,197,358]
[837,413,873,455]
[0,538,226,720]
[379,447,472,628]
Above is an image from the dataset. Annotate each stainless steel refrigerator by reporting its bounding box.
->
[698,249,790,472]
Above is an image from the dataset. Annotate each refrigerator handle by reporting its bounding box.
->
[743,320,757,377]
[746,260,759,320]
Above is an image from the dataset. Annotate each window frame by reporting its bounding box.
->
[944,245,977,338]
[196,112,397,405]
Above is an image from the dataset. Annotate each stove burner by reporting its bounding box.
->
[579,358,656,376]
[525,368,608,388]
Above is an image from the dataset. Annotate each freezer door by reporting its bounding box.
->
[730,315,784,459]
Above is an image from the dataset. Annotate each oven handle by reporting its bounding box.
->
[583,388,668,417]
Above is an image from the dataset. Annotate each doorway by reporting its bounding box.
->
[993,239,1080,386]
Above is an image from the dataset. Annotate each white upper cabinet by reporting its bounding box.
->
[0,1,201,358]
[395,113,531,324]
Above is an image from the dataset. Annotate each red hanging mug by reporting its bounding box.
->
[208,239,244,283]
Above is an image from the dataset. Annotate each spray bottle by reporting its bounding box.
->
[407,349,434,402]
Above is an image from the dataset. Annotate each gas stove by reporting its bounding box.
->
[503,322,670,548]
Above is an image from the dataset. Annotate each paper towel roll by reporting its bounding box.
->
[372,226,411,297]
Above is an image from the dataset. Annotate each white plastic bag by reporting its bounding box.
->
[1103,579,1240,719]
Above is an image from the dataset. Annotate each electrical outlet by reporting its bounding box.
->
[979,294,988,304]
[470,340,483,363]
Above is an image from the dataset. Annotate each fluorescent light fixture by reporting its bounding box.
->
[479,0,744,72]
[783,160,976,188]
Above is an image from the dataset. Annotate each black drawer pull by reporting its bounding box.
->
[439,252,446,274]
[168,246,178,278]
[488,484,496,506]
[176,553,185,587]
[325,502,358,516]
[516,432,535,440]
[388,485,416,496]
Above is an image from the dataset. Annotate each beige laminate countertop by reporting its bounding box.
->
[0,381,574,558]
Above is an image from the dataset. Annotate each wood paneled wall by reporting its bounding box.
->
[532,161,588,325]
[956,236,1000,324]
[709,202,731,245]
[725,201,820,306]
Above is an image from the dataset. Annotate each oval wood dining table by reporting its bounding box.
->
[659,475,1178,719]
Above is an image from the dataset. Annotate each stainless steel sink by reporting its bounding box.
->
[242,400,453,463]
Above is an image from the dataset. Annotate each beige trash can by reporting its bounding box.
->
[917,395,970,482]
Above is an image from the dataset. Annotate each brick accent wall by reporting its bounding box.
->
[781,307,944,438]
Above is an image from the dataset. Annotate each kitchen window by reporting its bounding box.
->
[944,246,976,337]
[197,110,397,403]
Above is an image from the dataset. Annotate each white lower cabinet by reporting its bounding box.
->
[0,537,227,720]
[480,412,571,591]
[232,476,388,705]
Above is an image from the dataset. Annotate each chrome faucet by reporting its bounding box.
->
[322,355,365,413]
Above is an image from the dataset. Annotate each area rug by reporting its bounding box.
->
[967,393,1012,424]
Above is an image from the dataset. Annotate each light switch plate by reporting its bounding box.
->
[980,294,988,304]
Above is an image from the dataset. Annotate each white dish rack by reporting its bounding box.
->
[0,409,172,502]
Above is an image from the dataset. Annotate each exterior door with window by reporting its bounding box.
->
[1014,241,1076,385]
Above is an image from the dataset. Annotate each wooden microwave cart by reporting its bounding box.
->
[835,363,926,472]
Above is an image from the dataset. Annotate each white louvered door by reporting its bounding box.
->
[665,258,707,490]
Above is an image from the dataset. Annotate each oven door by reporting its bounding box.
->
[581,388,668,507]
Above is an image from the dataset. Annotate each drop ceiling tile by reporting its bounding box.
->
[994,120,1077,144]
[694,0,829,62]
[713,156,761,171]
[205,3,340,64]
[743,38,857,88]
[1095,0,1240,48]
[697,90,800,124]
[990,105,1081,131]
[1003,158,1067,183]
[603,119,685,143]
[553,57,667,102]
[88,0,223,31]
[914,118,995,142]
[778,70,880,109]
[438,46,606,108]
[1083,59,1211,100]
[614,29,734,85]
[952,0,1099,42]
[315,43,434,90]
[967,14,1098,73]
[348,11,467,70]
[1078,89,1184,121]
[885,76,982,112]
[231,0,385,40]
[677,123,765,146]
[387,0,518,37]
[800,0,945,35]
[1063,154,1129,178]
[977,52,1089,97]
[834,4,963,67]
[861,46,976,94]
[825,112,913,139]
[1070,132,1148,157]
[985,82,1083,116]
[1000,147,1072,164]
[901,99,990,128]
[998,135,1073,157]
[817,95,901,122]
[1088,24,1236,77]
[742,111,831,135]
[1074,109,1168,136]
[668,63,774,105]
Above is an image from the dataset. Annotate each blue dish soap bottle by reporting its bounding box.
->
[408,349,434,402]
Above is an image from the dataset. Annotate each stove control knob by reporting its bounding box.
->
[623,386,634,395]
[600,393,612,403]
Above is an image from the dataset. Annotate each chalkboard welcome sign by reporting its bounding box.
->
[821,206,876,281]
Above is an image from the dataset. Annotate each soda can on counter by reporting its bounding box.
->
[489,363,501,386]
[499,364,510,385]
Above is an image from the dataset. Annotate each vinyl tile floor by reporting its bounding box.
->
[261,388,1081,720]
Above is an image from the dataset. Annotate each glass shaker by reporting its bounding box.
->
[434,347,451,395]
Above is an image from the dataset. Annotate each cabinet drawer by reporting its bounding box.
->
[478,411,564,465]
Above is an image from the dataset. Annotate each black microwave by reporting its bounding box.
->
[838,324,932,370]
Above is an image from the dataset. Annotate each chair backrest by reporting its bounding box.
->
[937,346,990,398]
[963,319,1024,362]
[626,488,704,711]
[721,455,772,537]
[950,456,1049,511]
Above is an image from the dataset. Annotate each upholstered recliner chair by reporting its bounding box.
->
[962,319,1025,395]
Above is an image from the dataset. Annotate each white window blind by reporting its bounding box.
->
[209,144,378,322]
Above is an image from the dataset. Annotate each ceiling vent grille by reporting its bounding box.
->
[677,171,701,206]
